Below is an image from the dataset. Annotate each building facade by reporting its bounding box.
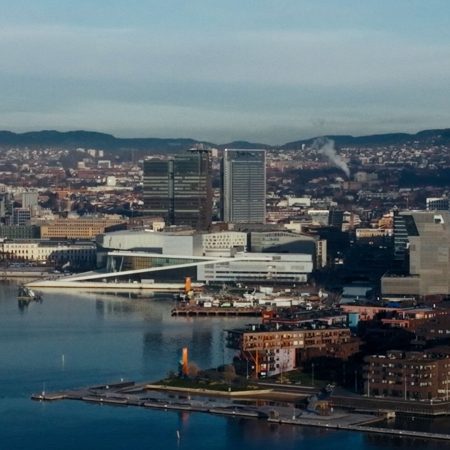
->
[221,149,266,224]
[143,150,212,230]
[0,240,96,269]
[201,231,247,257]
[227,325,359,378]
[383,211,450,296]
[365,349,450,400]
[197,252,313,284]
[39,216,126,240]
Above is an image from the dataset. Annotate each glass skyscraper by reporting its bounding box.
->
[221,149,266,224]
[143,150,212,230]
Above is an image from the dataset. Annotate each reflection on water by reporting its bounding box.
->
[1,282,450,450]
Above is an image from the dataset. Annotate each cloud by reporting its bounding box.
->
[0,23,449,142]
[0,25,449,87]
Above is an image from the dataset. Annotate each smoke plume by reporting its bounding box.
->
[311,137,350,177]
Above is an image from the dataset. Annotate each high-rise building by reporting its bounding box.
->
[221,149,266,224]
[383,211,450,296]
[143,150,212,230]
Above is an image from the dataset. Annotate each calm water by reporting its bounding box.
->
[0,281,448,450]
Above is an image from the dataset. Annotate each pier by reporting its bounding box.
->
[171,305,263,317]
[31,380,450,442]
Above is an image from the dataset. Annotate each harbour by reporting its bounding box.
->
[2,283,450,450]
[31,379,450,442]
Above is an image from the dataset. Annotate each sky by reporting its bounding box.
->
[0,0,449,144]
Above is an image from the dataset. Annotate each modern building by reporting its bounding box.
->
[393,209,417,263]
[221,149,266,224]
[249,230,326,268]
[197,252,313,284]
[201,231,247,257]
[97,229,204,256]
[143,150,212,230]
[382,211,450,296]
[227,324,359,378]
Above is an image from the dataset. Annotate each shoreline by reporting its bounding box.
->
[31,379,450,441]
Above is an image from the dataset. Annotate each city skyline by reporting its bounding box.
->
[1,1,450,144]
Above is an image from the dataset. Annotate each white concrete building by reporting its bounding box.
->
[97,229,204,256]
[201,231,247,257]
[197,252,313,283]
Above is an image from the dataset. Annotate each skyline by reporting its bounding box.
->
[1,0,450,144]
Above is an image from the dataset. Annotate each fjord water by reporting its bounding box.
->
[0,281,448,450]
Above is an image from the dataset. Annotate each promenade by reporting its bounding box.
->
[31,380,450,442]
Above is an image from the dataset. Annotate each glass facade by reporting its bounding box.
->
[222,149,266,224]
[143,150,212,229]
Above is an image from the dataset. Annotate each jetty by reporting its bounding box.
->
[31,380,450,442]
[171,305,264,317]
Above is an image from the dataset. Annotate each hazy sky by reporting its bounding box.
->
[1,0,449,144]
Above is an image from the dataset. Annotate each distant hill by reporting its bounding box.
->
[0,128,449,152]
[281,129,450,149]
[0,130,210,153]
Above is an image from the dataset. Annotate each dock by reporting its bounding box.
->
[171,306,264,317]
[31,380,450,442]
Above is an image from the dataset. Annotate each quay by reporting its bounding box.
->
[171,305,263,317]
[0,270,50,280]
[31,380,450,442]
[26,279,201,292]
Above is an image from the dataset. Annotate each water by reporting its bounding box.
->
[0,282,449,450]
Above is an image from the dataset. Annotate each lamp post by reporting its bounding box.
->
[312,363,315,386]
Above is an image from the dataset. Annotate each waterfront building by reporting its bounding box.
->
[197,252,313,284]
[143,150,212,230]
[364,349,450,400]
[227,324,359,378]
[0,239,96,269]
[221,149,266,224]
[97,229,204,256]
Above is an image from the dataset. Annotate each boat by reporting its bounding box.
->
[17,285,42,302]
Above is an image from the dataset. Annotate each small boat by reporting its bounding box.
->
[17,285,42,302]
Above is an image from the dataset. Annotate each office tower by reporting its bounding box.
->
[143,150,212,230]
[383,211,450,296]
[221,149,266,224]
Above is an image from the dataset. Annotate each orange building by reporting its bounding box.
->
[40,217,127,240]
